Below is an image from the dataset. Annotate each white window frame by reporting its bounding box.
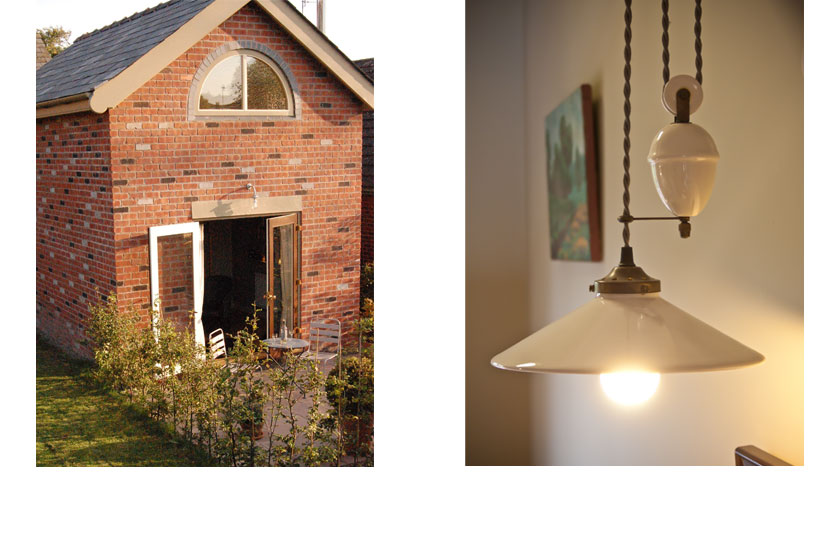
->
[195,49,294,117]
[149,222,204,347]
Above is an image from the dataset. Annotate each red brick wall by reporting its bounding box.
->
[107,3,364,341]
[355,59,373,268]
[36,112,115,356]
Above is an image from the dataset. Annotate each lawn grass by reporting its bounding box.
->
[36,336,207,466]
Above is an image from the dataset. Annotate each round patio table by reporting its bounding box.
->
[264,337,309,365]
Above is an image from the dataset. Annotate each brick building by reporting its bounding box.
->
[36,0,373,356]
[354,57,373,267]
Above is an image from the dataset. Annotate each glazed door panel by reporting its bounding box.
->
[148,222,204,346]
[266,214,299,338]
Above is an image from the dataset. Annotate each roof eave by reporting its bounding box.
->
[36,93,93,119]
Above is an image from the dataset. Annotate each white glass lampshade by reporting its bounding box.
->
[490,293,763,374]
[647,123,719,217]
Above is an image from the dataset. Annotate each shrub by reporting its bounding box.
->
[325,354,373,464]
[86,295,156,401]
[85,296,360,466]
[324,290,374,465]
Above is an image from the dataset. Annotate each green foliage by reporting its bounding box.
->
[325,355,374,465]
[358,298,374,345]
[323,293,374,466]
[357,263,374,349]
[360,262,374,304]
[86,295,155,400]
[267,353,337,466]
[84,298,350,466]
[325,355,374,419]
[37,26,71,57]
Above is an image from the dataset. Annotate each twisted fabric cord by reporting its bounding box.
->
[622,0,632,247]
[661,0,703,86]
[694,0,703,84]
[661,0,670,85]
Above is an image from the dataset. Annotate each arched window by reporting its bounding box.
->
[197,50,293,116]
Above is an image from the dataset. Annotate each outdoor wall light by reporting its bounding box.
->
[490,0,763,405]
[246,182,258,208]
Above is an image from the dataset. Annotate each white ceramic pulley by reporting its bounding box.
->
[662,74,703,116]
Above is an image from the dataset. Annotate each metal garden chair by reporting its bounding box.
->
[301,318,341,369]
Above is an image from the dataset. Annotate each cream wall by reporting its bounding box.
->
[465,0,532,465]
[522,0,803,465]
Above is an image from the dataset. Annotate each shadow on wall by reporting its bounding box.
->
[465,0,533,465]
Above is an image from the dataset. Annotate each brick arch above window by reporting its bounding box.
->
[188,40,302,121]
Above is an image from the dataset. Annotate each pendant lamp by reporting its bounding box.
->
[491,0,763,405]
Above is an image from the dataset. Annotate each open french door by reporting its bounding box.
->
[149,222,204,347]
[266,214,300,338]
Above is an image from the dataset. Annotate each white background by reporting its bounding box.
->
[7,0,838,548]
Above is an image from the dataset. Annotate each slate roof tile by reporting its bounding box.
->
[354,58,373,82]
[36,0,213,104]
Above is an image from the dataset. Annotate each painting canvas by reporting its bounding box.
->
[544,85,602,261]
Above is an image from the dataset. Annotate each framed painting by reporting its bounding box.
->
[544,84,602,261]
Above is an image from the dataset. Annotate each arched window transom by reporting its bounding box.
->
[197,50,293,115]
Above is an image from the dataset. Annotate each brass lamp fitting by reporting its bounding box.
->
[589,247,661,294]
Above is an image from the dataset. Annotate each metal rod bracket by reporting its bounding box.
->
[617,214,691,238]
[675,87,691,123]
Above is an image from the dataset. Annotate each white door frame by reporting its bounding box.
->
[149,222,204,347]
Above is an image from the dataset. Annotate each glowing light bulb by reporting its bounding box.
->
[599,371,661,405]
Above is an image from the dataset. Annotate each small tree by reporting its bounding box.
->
[360,262,373,305]
[269,353,337,466]
[37,26,71,57]
[323,295,374,466]
[325,354,373,465]
[86,294,153,401]
[221,305,269,466]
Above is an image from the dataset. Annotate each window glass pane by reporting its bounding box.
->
[199,56,242,109]
[272,224,295,336]
[157,233,195,334]
[246,56,288,110]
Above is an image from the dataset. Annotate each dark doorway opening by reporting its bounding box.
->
[201,217,268,344]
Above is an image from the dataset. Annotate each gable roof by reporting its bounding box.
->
[36,0,373,117]
[37,0,213,105]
